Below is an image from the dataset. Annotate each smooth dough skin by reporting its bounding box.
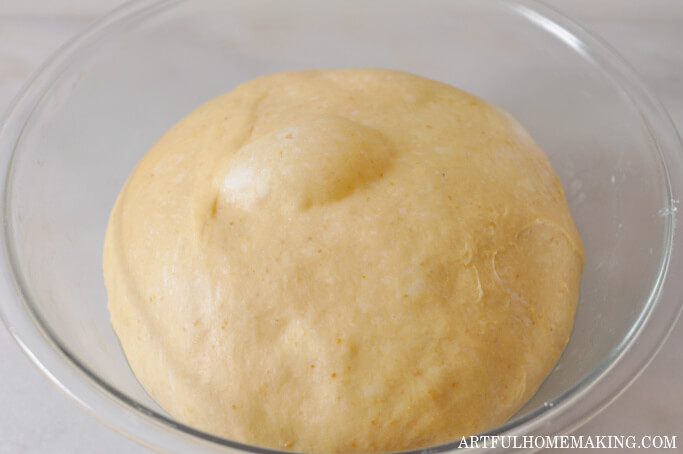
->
[104,69,584,453]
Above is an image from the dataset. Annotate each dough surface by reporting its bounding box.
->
[104,69,584,453]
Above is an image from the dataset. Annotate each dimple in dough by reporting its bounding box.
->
[104,69,584,453]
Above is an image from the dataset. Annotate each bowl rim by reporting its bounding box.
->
[1,0,682,453]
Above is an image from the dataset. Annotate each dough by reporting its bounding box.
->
[104,69,584,453]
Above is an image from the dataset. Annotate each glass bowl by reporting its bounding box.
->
[1,0,682,453]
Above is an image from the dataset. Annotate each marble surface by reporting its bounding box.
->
[0,1,681,453]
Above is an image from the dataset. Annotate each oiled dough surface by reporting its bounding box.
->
[104,69,584,453]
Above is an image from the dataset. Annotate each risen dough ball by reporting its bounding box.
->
[104,69,584,453]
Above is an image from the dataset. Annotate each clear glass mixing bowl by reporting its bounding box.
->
[1,1,682,453]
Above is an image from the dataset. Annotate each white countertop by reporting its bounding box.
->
[0,1,681,453]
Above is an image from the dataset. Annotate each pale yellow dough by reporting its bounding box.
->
[104,69,584,453]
